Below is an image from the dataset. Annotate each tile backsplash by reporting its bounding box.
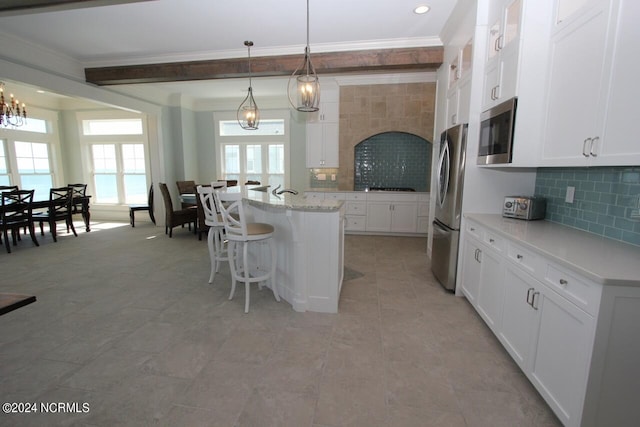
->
[354,132,431,191]
[535,166,640,246]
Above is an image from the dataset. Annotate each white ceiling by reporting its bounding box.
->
[0,0,457,102]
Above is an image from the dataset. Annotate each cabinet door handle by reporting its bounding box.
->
[531,291,540,310]
[516,254,523,260]
[474,248,481,262]
[559,279,568,286]
[495,35,503,52]
[590,136,599,157]
[489,238,495,243]
[526,287,534,305]
[470,227,476,231]
[490,87,496,100]
[582,138,592,157]
[452,113,457,124]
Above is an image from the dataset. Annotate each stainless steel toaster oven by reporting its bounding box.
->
[502,196,546,220]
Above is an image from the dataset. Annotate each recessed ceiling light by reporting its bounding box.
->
[414,5,430,14]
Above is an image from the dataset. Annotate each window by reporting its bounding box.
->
[0,142,10,186]
[15,141,53,200]
[0,107,60,199]
[78,113,149,205]
[215,111,289,188]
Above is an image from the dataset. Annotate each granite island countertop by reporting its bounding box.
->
[232,186,344,212]
[465,213,640,287]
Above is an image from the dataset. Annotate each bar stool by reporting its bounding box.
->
[214,190,280,313]
[196,182,227,283]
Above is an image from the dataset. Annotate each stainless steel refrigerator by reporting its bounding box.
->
[431,123,468,291]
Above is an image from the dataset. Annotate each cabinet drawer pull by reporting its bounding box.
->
[582,138,592,157]
[489,238,495,243]
[531,291,540,310]
[559,279,568,285]
[526,287,534,305]
[516,254,523,260]
[590,136,599,157]
[470,227,475,231]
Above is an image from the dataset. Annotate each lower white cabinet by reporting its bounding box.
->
[460,216,640,427]
[366,202,417,233]
[305,191,428,235]
[501,263,595,426]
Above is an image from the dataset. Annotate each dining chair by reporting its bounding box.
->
[0,186,19,244]
[197,181,228,283]
[32,186,77,242]
[158,183,197,237]
[214,190,280,313]
[129,184,156,227]
[67,183,87,232]
[1,189,40,253]
[176,180,196,208]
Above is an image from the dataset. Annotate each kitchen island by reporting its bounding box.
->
[229,187,345,313]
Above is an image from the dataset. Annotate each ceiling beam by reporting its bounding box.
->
[0,0,153,16]
[84,47,443,86]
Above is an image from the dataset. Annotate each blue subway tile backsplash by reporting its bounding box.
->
[354,132,431,191]
[535,166,640,247]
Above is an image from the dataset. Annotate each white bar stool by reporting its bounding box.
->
[196,182,227,283]
[214,190,280,313]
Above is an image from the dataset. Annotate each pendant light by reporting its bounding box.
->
[237,40,259,130]
[288,0,320,112]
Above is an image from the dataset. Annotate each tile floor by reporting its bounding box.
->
[0,221,561,426]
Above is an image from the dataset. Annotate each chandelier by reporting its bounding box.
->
[287,0,320,112]
[0,82,27,128]
[237,41,259,130]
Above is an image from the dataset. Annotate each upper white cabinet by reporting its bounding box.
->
[482,0,522,109]
[306,81,340,168]
[446,37,474,128]
[541,0,640,166]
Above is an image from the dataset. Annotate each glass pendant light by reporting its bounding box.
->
[237,40,259,130]
[287,0,320,112]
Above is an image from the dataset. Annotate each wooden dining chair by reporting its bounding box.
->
[129,184,155,227]
[176,180,196,208]
[0,186,19,245]
[32,186,77,242]
[67,183,87,232]
[1,189,40,253]
[158,183,197,237]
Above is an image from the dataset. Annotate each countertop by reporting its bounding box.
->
[465,213,640,287]
[232,186,344,212]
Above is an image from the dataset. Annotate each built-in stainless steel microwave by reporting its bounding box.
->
[477,97,517,165]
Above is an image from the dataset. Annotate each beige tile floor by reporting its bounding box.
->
[0,221,561,426]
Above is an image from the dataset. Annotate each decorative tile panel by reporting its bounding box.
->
[354,132,431,191]
[535,166,640,246]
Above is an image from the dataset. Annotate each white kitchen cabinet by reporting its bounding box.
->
[459,235,482,305]
[459,221,505,330]
[446,37,474,128]
[529,280,595,427]
[306,122,339,168]
[345,192,367,232]
[306,83,340,168]
[499,264,539,371]
[366,202,417,233]
[458,214,640,426]
[417,194,430,234]
[501,261,595,427]
[541,0,640,166]
[482,0,522,110]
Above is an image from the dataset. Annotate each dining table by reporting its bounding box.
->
[0,293,36,316]
[31,195,92,232]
